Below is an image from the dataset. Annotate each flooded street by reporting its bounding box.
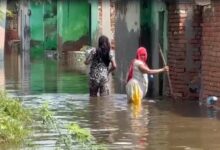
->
[1,0,220,149]
[1,51,220,150]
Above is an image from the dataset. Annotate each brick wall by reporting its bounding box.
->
[168,3,202,100]
[190,5,203,100]
[201,1,220,100]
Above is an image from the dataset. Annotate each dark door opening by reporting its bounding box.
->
[140,0,153,97]
[158,11,165,96]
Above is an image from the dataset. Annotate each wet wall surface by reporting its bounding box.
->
[114,0,140,93]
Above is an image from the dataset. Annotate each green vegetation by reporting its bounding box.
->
[0,92,103,149]
[0,91,32,143]
[39,103,107,150]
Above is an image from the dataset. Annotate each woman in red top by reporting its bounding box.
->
[126,47,168,104]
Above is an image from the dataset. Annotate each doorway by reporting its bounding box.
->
[140,0,153,97]
[158,10,165,96]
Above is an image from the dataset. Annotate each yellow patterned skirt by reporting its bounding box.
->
[126,79,144,105]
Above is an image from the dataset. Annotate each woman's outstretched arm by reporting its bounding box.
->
[138,63,169,74]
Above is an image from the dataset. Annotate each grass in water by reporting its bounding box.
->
[0,91,32,143]
[39,102,107,150]
[0,92,106,149]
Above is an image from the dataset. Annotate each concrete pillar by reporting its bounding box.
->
[101,0,114,44]
[89,0,99,46]
[18,0,30,52]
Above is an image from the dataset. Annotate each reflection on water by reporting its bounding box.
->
[2,51,220,150]
[4,49,88,95]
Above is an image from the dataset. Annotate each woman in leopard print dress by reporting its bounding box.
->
[84,35,117,97]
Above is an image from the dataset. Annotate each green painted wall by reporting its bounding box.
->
[141,0,168,65]
[140,0,152,62]
[30,2,44,41]
[151,0,168,74]
[44,1,57,50]
[151,0,168,96]
[30,0,91,58]
[141,2,151,28]
[90,0,99,46]
[30,2,44,59]
[140,0,153,96]
[57,0,90,43]
[151,0,168,61]
[30,1,58,59]
[57,0,63,41]
[140,0,168,96]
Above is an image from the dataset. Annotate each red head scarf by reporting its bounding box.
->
[127,47,148,83]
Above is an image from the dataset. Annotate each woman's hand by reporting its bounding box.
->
[163,66,169,72]
[108,60,117,75]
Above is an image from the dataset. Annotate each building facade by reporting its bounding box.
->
[2,0,220,101]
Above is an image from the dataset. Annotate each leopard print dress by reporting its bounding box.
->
[87,49,113,96]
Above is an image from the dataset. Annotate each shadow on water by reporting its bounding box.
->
[2,50,220,149]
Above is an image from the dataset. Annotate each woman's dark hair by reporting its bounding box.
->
[95,35,111,67]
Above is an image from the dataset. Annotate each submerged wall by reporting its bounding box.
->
[201,1,220,100]
[167,1,202,100]
[166,0,220,101]
[114,0,140,93]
